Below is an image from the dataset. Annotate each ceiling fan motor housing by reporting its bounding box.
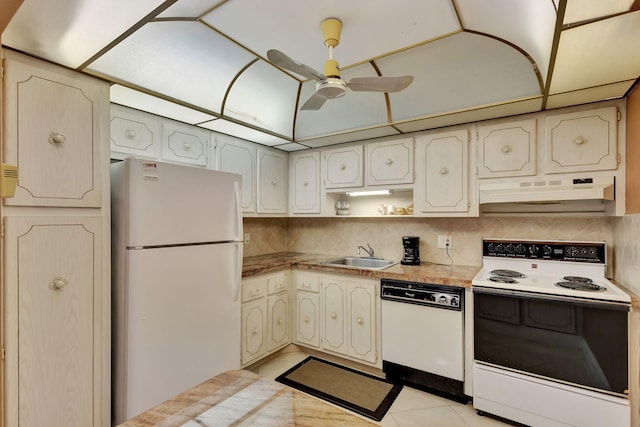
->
[316,78,347,99]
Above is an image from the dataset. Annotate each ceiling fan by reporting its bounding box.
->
[267,18,414,111]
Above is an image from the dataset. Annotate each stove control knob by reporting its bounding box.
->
[450,296,459,307]
[495,244,504,254]
[487,243,496,252]
[543,245,552,255]
[505,244,515,253]
[515,244,526,254]
[529,244,539,255]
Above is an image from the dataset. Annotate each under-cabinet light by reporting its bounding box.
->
[345,190,393,197]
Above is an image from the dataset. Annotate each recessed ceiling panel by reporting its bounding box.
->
[224,60,298,138]
[564,0,635,25]
[457,0,556,83]
[87,20,255,113]
[378,32,540,121]
[201,0,460,73]
[199,119,290,146]
[272,143,311,152]
[550,12,640,94]
[2,0,166,67]
[299,126,401,148]
[294,63,389,139]
[110,85,217,124]
[546,80,635,109]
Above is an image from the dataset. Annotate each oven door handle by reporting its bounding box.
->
[472,286,630,311]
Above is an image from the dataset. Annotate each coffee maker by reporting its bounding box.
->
[401,236,420,265]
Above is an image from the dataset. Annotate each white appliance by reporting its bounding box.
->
[111,158,244,424]
[472,239,630,427]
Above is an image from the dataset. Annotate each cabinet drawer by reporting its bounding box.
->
[296,274,319,293]
[241,278,267,302]
[267,274,288,295]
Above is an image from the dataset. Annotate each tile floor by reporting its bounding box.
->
[251,349,513,427]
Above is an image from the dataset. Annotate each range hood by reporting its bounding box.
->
[479,176,615,206]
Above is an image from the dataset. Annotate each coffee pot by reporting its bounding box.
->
[401,236,420,265]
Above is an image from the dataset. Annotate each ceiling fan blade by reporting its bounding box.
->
[267,49,326,82]
[347,76,414,92]
[300,93,328,111]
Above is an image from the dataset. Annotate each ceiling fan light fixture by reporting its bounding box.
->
[316,78,347,99]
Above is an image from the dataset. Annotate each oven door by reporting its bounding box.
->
[473,286,629,396]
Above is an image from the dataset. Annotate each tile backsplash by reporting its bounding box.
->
[244,216,615,270]
[613,214,640,294]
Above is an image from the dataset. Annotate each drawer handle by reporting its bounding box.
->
[574,136,586,145]
[249,289,261,297]
[183,142,191,150]
[340,164,346,170]
[385,158,393,166]
[502,145,512,153]
[439,167,449,175]
[304,316,310,323]
[302,283,310,288]
[331,312,337,319]
[125,129,136,139]
[356,317,364,325]
[276,283,285,290]
[48,277,68,291]
[252,328,258,336]
[48,132,66,147]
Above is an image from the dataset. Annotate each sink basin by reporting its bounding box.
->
[320,257,399,270]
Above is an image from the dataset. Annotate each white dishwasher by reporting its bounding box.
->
[381,278,467,402]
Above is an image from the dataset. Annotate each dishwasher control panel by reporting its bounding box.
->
[381,279,463,310]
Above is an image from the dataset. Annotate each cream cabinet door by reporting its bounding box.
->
[545,107,618,174]
[321,278,347,355]
[257,148,287,214]
[216,136,256,213]
[323,145,364,188]
[347,281,377,364]
[241,298,267,365]
[267,293,289,351]
[3,50,106,207]
[290,151,321,214]
[416,130,470,213]
[161,120,209,167]
[3,216,103,427]
[477,119,536,178]
[365,138,414,185]
[110,104,160,160]
[295,292,320,348]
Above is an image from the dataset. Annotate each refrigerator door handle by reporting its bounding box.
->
[233,181,243,241]
[233,241,243,301]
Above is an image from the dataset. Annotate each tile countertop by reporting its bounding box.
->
[117,369,377,427]
[242,251,480,288]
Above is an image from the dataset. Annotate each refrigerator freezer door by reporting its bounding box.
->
[115,158,243,247]
[113,243,241,423]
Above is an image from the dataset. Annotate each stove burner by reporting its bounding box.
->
[489,276,518,284]
[555,281,606,291]
[491,269,526,278]
[563,276,593,283]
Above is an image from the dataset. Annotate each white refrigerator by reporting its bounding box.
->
[111,158,243,424]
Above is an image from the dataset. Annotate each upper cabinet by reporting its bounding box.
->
[290,151,321,215]
[216,135,256,213]
[544,106,618,174]
[3,50,106,207]
[161,121,208,167]
[110,104,160,160]
[323,145,364,189]
[257,148,287,214]
[365,138,414,186]
[477,119,536,178]
[415,129,474,216]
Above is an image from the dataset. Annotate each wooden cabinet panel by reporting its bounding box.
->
[478,119,536,178]
[241,299,267,365]
[545,107,618,174]
[162,121,208,166]
[267,294,289,351]
[347,282,377,364]
[110,104,159,159]
[3,50,106,207]
[290,151,321,214]
[296,292,320,348]
[217,136,256,213]
[365,138,414,185]
[321,279,347,354]
[257,148,287,213]
[3,216,102,427]
[323,145,363,188]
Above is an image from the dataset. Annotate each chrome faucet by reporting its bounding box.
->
[357,243,375,258]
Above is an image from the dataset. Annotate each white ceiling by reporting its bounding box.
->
[3,0,640,151]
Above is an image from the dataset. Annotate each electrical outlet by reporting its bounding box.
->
[437,235,452,249]
[244,233,251,244]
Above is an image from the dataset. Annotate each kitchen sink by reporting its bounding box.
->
[320,257,399,270]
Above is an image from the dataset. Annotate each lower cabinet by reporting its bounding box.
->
[294,270,380,367]
[241,271,289,366]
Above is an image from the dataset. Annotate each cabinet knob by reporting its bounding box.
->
[125,129,136,139]
[252,328,258,335]
[48,277,68,291]
[303,180,308,187]
[48,132,66,147]
[439,167,449,175]
[574,136,586,145]
[183,142,191,150]
[340,164,346,170]
[385,158,394,166]
[331,312,337,319]
[277,318,283,325]
[271,180,277,186]
[501,145,512,153]
[304,316,310,323]
[356,317,364,325]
